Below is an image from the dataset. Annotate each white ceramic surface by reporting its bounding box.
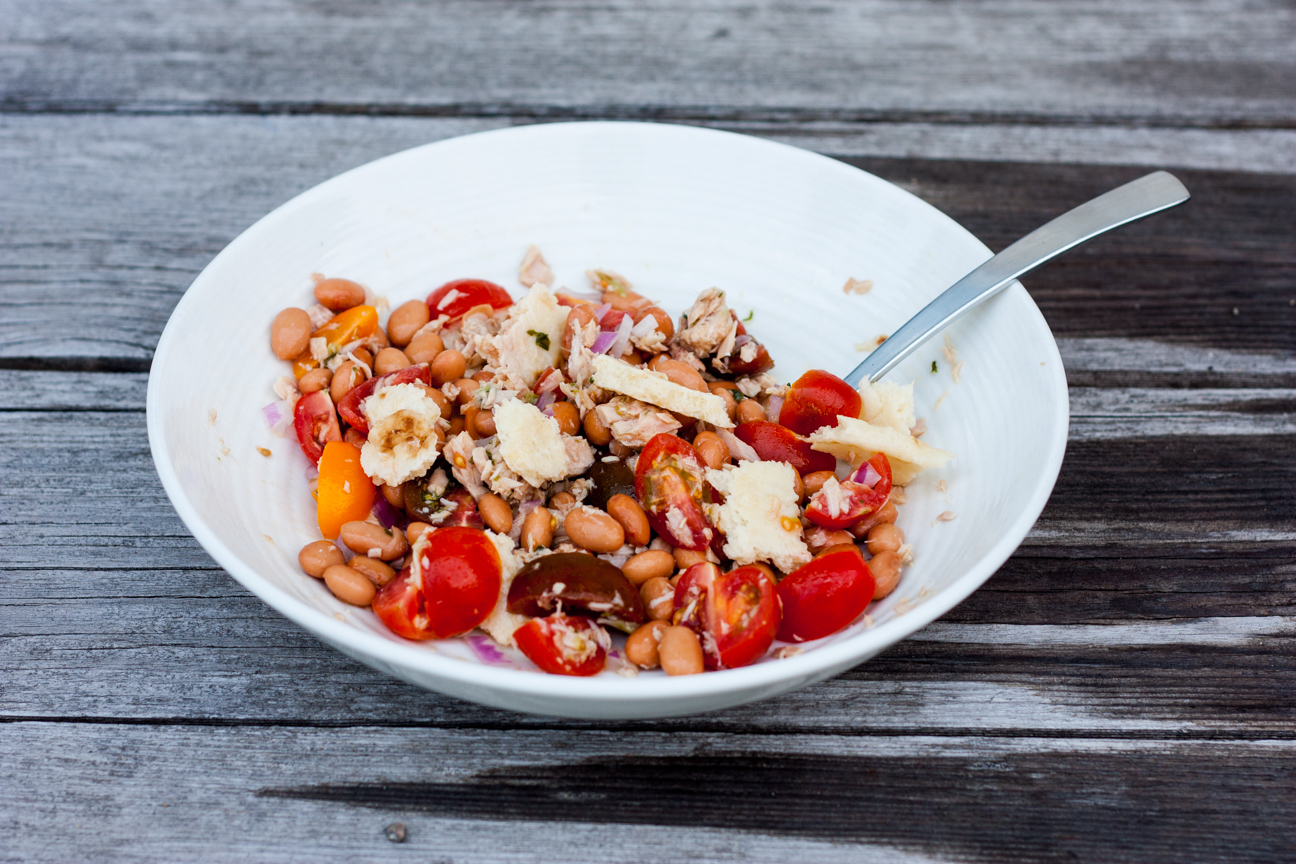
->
[147,122,1068,718]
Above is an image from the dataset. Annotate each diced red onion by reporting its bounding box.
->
[607,314,634,359]
[629,314,658,340]
[715,428,760,462]
[733,334,753,347]
[561,288,603,302]
[537,389,556,413]
[591,330,618,355]
[465,634,513,666]
[851,462,883,488]
[765,393,785,420]
[261,402,283,429]
[372,495,402,530]
[593,302,612,322]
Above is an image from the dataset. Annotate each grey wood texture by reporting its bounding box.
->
[2,1,1294,862]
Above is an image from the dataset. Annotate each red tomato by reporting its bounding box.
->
[734,420,836,475]
[634,433,714,550]
[514,613,608,676]
[672,562,721,631]
[671,563,779,668]
[441,487,484,529]
[803,453,893,530]
[776,550,875,643]
[426,279,513,320]
[779,369,863,435]
[335,363,432,435]
[725,321,774,375]
[372,527,501,640]
[292,391,342,462]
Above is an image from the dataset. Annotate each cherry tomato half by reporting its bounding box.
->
[315,440,376,539]
[372,526,501,640]
[291,305,379,379]
[426,279,513,320]
[514,613,608,676]
[671,563,779,668]
[734,420,836,476]
[723,320,775,375]
[779,369,862,436]
[803,453,893,530]
[634,433,714,551]
[776,549,875,643]
[293,390,342,462]
[335,362,432,435]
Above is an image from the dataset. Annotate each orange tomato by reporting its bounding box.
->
[316,441,376,539]
[292,305,379,379]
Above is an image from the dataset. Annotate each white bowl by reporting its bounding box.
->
[147,122,1068,718]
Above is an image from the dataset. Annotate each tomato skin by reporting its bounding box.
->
[633,433,714,551]
[293,391,342,462]
[335,363,432,435]
[672,562,721,631]
[706,566,780,669]
[776,550,875,643]
[426,279,513,320]
[291,305,379,379]
[734,421,836,475]
[514,614,608,676]
[803,453,893,530]
[779,369,862,436]
[372,526,502,640]
[315,441,377,539]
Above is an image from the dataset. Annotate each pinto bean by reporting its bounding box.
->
[692,431,731,470]
[639,577,676,622]
[583,407,612,447]
[551,401,581,436]
[298,541,344,578]
[624,621,669,669]
[622,550,675,586]
[736,398,766,424]
[870,551,901,599]
[478,493,513,534]
[387,300,431,347]
[520,506,554,552]
[866,523,905,556]
[429,349,466,386]
[271,308,314,360]
[708,383,738,421]
[658,626,704,675]
[323,564,377,606]
[606,494,651,546]
[649,357,707,392]
[405,331,444,365]
[330,360,367,403]
[348,555,396,587]
[338,521,409,561]
[373,347,411,375]
[564,506,626,553]
[314,278,366,312]
[298,366,333,394]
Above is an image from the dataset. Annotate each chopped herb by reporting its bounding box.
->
[522,392,539,404]
[526,329,551,351]
[732,390,747,402]
[743,310,754,322]
[931,361,938,373]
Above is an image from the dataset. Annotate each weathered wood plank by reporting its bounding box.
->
[2,724,1292,863]
[4,0,1294,128]
[2,116,1293,361]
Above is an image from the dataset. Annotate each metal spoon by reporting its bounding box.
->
[844,171,1190,386]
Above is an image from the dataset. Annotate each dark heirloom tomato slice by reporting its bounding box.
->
[776,550,875,643]
[706,566,780,669]
[426,279,513,321]
[292,391,342,462]
[803,453,893,530]
[584,458,637,510]
[633,433,714,551]
[779,369,863,436]
[514,613,608,676]
[372,526,501,640]
[336,363,432,435]
[734,420,836,475]
[507,552,646,629]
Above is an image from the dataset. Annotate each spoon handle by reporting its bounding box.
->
[843,171,1190,386]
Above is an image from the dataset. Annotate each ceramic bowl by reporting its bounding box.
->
[147,122,1068,718]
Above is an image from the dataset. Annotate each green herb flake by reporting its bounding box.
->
[931,361,938,373]
[743,310,754,322]
[526,329,551,351]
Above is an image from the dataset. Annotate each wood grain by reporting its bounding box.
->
[4,0,1294,129]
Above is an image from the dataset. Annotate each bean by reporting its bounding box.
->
[674,548,709,571]
[583,407,612,446]
[270,308,313,360]
[478,493,513,534]
[323,564,377,606]
[298,540,344,578]
[430,349,467,386]
[330,360,367,403]
[708,383,738,421]
[423,386,452,418]
[609,439,636,459]
[624,621,669,669]
[452,377,480,405]
[298,367,333,394]
[462,405,481,438]
[691,431,730,470]
[640,577,676,622]
[622,550,675,586]
[551,401,581,436]
[633,306,674,342]
[606,494,651,546]
[373,347,411,376]
[520,506,554,552]
[564,506,626,553]
[549,491,576,510]
[351,347,374,369]
[818,542,863,559]
[870,551,901,599]
[866,523,905,556]
[803,470,836,497]
[650,357,707,392]
[338,520,410,560]
[472,370,494,383]
[387,299,431,347]
[658,626,705,675]
[447,415,467,437]
[405,331,444,364]
[379,483,405,510]
[603,287,649,312]
[349,555,396,587]
[736,398,767,424]
[368,327,389,351]
[561,305,597,354]
[473,408,497,438]
[792,470,805,501]
[314,278,366,312]
[406,522,435,545]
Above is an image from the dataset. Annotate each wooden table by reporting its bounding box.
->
[2,2,1293,861]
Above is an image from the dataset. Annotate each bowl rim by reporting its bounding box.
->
[146,120,1069,707]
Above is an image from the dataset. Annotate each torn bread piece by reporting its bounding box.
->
[490,283,569,388]
[857,380,916,435]
[808,415,953,486]
[494,398,594,487]
[358,383,443,486]
[591,354,733,428]
[704,461,811,573]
